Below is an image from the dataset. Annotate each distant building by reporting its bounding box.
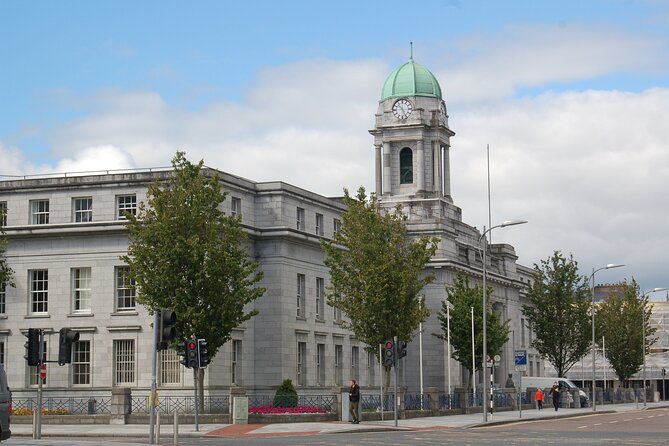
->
[0,58,539,399]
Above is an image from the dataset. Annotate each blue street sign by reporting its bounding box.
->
[514,349,527,366]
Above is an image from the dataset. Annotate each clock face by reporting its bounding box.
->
[392,99,413,119]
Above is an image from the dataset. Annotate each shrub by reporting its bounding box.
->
[273,379,298,408]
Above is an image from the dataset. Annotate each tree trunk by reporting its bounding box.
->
[197,367,205,413]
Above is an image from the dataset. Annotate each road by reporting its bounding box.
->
[5,408,669,446]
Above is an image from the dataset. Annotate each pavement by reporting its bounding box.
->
[11,401,669,441]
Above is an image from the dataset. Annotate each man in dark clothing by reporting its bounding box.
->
[348,379,361,423]
[549,382,560,411]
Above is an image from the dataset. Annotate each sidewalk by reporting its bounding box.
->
[11,401,669,439]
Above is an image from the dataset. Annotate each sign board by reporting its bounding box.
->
[40,363,47,380]
[514,349,527,372]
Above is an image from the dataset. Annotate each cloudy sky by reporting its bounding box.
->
[1,0,668,297]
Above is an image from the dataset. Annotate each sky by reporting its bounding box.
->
[1,0,668,298]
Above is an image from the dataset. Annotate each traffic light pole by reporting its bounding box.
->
[35,329,44,440]
[393,335,398,427]
[193,341,200,432]
[149,311,159,444]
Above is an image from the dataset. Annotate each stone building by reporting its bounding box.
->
[0,58,541,399]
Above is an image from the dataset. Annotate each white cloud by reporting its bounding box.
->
[1,23,668,292]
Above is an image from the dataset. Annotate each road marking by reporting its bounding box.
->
[609,421,619,424]
[577,425,588,429]
[594,423,602,426]
[624,419,633,422]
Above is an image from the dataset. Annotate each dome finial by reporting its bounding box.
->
[410,41,413,60]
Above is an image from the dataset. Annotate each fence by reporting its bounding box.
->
[247,394,335,413]
[12,397,112,414]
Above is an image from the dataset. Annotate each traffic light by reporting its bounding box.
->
[24,328,40,366]
[157,310,177,351]
[397,340,407,359]
[58,328,80,365]
[383,339,395,367]
[197,339,210,368]
[178,339,189,368]
[186,339,198,368]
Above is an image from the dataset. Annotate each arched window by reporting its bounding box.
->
[399,147,413,184]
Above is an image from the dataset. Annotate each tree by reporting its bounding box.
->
[521,251,591,377]
[0,205,14,293]
[596,280,656,385]
[435,274,510,390]
[122,151,265,393]
[321,188,437,368]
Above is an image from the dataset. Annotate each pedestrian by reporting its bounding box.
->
[535,387,544,410]
[348,379,361,424]
[548,382,560,411]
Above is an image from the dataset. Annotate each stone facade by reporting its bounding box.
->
[0,59,543,399]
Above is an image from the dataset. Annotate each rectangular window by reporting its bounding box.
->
[231,197,242,217]
[316,343,326,385]
[72,268,92,313]
[0,201,6,227]
[296,274,305,318]
[117,194,137,220]
[232,340,242,385]
[367,351,375,387]
[351,346,359,380]
[30,199,49,225]
[315,213,324,236]
[30,270,48,314]
[114,339,135,384]
[315,277,325,320]
[72,341,91,385]
[333,289,342,323]
[0,282,5,315]
[334,344,343,386]
[29,341,48,385]
[73,197,93,222]
[297,341,307,386]
[296,207,305,231]
[116,266,136,311]
[333,218,341,236]
[160,349,181,385]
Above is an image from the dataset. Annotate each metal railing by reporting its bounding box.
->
[131,395,230,414]
[247,394,335,413]
[12,397,112,414]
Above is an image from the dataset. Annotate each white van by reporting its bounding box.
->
[521,376,589,407]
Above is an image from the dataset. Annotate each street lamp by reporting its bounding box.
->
[641,287,669,407]
[481,219,527,422]
[590,263,624,412]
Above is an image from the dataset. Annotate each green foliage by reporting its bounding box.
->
[321,187,438,352]
[0,207,14,291]
[121,151,266,359]
[435,275,510,389]
[596,280,656,383]
[273,379,298,408]
[521,251,591,377]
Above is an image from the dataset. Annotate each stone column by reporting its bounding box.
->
[424,387,439,411]
[110,387,131,425]
[432,141,442,196]
[443,145,451,198]
[230,387,247,424]
[416,140,425,193]
[382,142,391,195]
[375,145,382,196]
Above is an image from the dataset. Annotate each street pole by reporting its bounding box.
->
[447,301,452,407]
[393,335,398,427]
[379,344,383,421]
[471,306,476,399]
[149,311,159,444]
[36,329,44,440]
[419,297,424,410]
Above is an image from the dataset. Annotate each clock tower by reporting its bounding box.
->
[370,57,455,204]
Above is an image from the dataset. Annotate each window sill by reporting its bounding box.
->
[25,314,50,319]
[296,316,306,321]
[68,312,95,317]
[315,318,325,323]
[112,311,139,316]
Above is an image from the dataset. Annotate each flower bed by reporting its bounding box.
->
[11,408,71,416]
[249,405,328,415]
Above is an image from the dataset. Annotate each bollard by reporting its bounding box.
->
[32,409,37,439]
[173,411,179,446]
[156,411,160,444]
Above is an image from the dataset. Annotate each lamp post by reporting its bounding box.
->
[590,263,624,412]
[641,287,669,407]
[481,219,527,422]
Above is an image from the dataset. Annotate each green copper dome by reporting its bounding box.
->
[381,58,442,101]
